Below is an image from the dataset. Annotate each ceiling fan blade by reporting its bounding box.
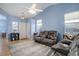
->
[25,3,43,14]
[25,3,36,10]
[32,4,43,12]
[25,7,31,10]
[31,3,37,9]
[35,9,43,12]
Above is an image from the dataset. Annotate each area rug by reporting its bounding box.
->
[9,40,55,56]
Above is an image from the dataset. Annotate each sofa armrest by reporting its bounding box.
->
[34,33,38,35]
[51,43,70,55]
[61,39,72,45]
[33,33,40,37]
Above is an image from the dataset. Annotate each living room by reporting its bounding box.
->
[0,2,79,56]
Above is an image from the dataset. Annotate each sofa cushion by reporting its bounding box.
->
[39,31,48,37]
[61,39,72,45]
[64,34,75,40]
[52,43,70,49]
[68,35,74,40]
[63,35,69,40]
[42,38,56,44]
[49,35,56,40]
[47,35,54,39]
[51,43,70,55]
[61,43,69,48]
[34,37,42,41]
[39,32,43,37]
[74,34,79,40]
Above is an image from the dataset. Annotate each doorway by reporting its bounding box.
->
[19,22,30,39]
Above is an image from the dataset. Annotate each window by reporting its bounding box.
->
[64,11,79,34]
[0,14,7,20]
[0,14,7,33]
[12,21,18,32]
[36,19,42,32]
[0,21,6,32]
[31,19,35,36]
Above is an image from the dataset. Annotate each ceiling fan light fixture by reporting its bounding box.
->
[20,16,25,19]
[28,9,36,14]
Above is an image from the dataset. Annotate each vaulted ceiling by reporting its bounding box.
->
[0,3,58,19]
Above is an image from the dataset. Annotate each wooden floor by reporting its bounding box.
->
[9,39,55,56]
[0,38,29,56]
[0,37,78,56]
[0,37,11,56]
[0,38,55,56]
[0,38,32,56]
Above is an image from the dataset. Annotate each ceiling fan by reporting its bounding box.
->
[25,3,43,14]
[19,3,43,19]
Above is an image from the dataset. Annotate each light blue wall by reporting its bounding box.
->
[0,8,28,38]
[30,3,79,41]
[7,15,28,34]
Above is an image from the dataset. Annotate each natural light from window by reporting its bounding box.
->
[37,19,42,32]
[0,14,7,32]
[12,21,18,32]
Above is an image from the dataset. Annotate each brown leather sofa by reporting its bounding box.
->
[33,31,58,46]
[51,34,76,56]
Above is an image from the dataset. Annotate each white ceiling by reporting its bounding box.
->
[0,3,58,19]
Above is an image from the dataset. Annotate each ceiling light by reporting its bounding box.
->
[20,16,25,19]
[28,10,36,14]
[19,12,25,19]
[26,3,43,14]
